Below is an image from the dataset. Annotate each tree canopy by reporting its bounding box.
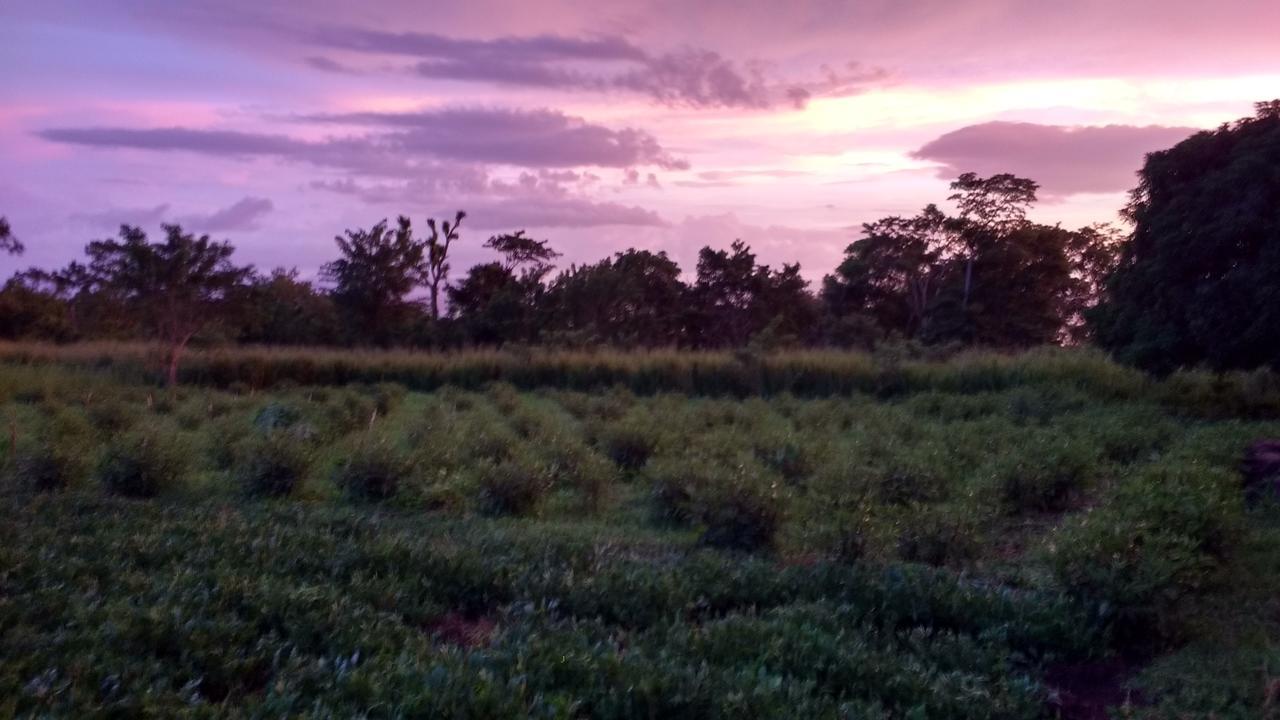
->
[1091,101,1280,372]
[84,224,253,384]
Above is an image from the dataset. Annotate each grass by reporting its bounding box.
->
[2,347,1279,717]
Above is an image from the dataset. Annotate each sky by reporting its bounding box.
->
[2,0,1278,282]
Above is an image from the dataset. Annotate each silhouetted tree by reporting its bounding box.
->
[449,231,560,346]
[238,268,340,346]
[1092,101,1280,372]
[323,217,425,345]
[485,230,560,273]
[424,211,465,322]
[545,249,687,347]
[823,204,953,339]
[688,240,816,348]
[0,216,21,256]
[85,224,253,385]
[948,173,1038,307]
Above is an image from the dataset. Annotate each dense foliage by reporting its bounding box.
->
[1092,101,1280,372]
[2,352,1279,716]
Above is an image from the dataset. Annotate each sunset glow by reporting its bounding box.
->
[3,1,1278,278]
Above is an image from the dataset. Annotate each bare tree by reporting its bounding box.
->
[423,211,465,321]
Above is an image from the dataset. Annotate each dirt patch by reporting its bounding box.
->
[1045,658,1144,720]
[424,612,497,648]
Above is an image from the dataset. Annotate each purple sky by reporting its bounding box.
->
[3,0,1278,281]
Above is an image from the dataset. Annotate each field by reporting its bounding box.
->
[2,344,1280,718]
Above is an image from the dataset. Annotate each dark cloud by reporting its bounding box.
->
[177,196,274,231]
[38,108,684,175]
[70,203,171,230]
[300,108,687,169]
[912,121,1196,196]
[303,55,358,73]
[306,26,884,109]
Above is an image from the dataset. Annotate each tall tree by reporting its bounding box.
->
[424,211,465,322]
[85,224,253,385]
[947,173,1038,307]
[323,217,425,345]
[1092,101,1280,372]
[822,204,953,339]
[448,231,560,346]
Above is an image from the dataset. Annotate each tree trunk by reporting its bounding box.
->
[166,338,190,387]
[962,257,974,309]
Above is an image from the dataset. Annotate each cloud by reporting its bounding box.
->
[70,203,172,230]
[306,27,885,109]
[176,196,274,231]
[38,107,685,177]
[911,121,1197,196]
[312,170,667,229]
[300,108,687,169]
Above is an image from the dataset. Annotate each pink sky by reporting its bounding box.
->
[2,0,1278,281]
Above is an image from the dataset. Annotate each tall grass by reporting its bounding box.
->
[6,340,1276,417]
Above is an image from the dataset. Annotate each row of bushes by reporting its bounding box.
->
[0,492,1107,717]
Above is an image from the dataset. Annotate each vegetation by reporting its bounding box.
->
[1,350,1279,716]
[1093,101,1280,372]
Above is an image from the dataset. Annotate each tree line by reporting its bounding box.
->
[2,101,1277,379]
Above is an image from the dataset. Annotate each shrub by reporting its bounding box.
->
[599,418,659,472]
[97,427,187,498]
[894,505,982,567]
[234,431,312,498]
[5,444,75,492]
[649,457,783,552]
[1046,464,1242,643]
[698,482,783,553]
[987,436,1097,515]
[476,457,551,517]
[333,439,411,502]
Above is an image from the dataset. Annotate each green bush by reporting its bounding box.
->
[96,427,187,498]
[986,436,1097,514]
[894,505,982,567]
[599,417,659,471]
[333,439,410,502]
[476,457,551,517]
[648,457,783,552]
[1046,464,1242,642]
[234,431,312,498]
[5,444,76,492]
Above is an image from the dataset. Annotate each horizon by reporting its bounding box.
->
[3,1,1279,281]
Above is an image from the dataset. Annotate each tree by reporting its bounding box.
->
[0,216,21,256]
[1092,101,1280,372]
[85,224,253,385]
[448,231,560,346]
[545,249,687,347]
[237,268,340,346]
[323,217,425,345]
[947,173,1038,307]
[687,240,816,348]
[485,230,560,274]
[424,211,465,322]
[822,204,953,339]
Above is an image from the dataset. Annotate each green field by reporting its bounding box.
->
[3,347,1279,718]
